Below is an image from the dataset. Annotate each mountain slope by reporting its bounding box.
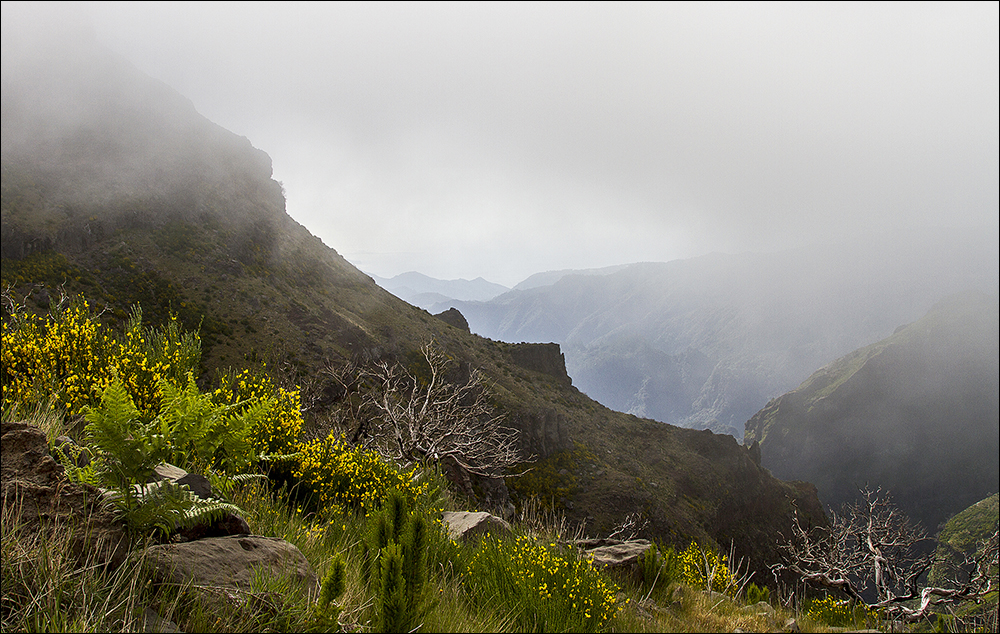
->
[744,292,999,532]
[928,493,999,587]
[444,241,997,438]
[1,29,824,576]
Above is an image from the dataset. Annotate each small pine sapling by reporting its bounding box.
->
[313,554,347,630]
[363,489,432,633]
[744,581,770,605]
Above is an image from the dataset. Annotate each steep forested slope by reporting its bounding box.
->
[1,30,824,575]
[745,292,999,532]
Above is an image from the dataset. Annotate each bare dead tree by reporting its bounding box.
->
[774,487,999,623]
[361,342,530,478]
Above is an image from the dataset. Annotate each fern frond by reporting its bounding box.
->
[208,471,267,500]
[51,442,104,487]
[84,378,165,489]
[130,480,245,536]
[258,450,303,463]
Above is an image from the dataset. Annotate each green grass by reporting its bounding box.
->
[2,414,891,634]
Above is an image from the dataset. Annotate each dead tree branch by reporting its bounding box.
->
[362,342,529,478]
[774,487,999,623]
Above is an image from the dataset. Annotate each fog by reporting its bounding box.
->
[3,2,998,287]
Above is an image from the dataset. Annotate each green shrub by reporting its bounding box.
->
[463,535,621,632]
[312,554,347,630]
[677,540,737,593]
[292,432,427,517]
[362,490,433,633]
[803,595,879,628]
[640,541,683,590]
[744,581,770,605]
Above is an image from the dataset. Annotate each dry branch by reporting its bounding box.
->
[361,342,528,478]
[774,487,998,623]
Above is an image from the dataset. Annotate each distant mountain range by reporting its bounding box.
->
[369,272,509,310]
[745,291,999,532]
[433,239,998,438]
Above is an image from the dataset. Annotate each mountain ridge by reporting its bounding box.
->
[439,242,997,437]
[744,290,1000,532]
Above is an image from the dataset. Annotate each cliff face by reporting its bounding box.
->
[745,292,1000,531]
[506,342,570,385]
[2,30,827,578]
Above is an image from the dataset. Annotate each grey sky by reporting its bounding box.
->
[4,2,998,287]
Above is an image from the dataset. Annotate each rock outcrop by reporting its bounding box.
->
[433,307,470,332]
[573,538,653,569]
[1,420,130,569]
[143,535,318,595]
[506,342,571,384]
[441,510,512,542]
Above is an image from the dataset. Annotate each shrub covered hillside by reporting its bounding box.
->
[3,298,914,633]
[1,29,827,579]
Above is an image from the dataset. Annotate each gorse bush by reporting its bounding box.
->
[213,367,302,460]
[293,431,427,517]
[463,535,621,632]
[3,296,114,416]
[804,595,880,629]
[677,540,737,593]
[1,296,199,418]
[114,306,201,415]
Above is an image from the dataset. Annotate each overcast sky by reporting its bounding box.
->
[5,2,999,287]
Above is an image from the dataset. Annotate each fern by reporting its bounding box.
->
[154,373,275,473]
[84,377,168,498]
[115,479,244,537]
[208,471,268,501]
[51,442,104,488]
[157,374,217,466]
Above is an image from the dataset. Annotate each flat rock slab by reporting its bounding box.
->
[581,539,652,568]
[441,511,512,542]
[144,535,317,594]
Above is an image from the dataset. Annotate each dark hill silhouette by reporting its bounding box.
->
[745,291,999,532]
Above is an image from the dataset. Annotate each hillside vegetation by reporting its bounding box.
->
[0,304,919,633]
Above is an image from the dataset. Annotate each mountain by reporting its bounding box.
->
[744,292,999,532]
[509,264,630,292]
[0,28,825,576]
[442,242,998,439]
[371,272,508,310]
